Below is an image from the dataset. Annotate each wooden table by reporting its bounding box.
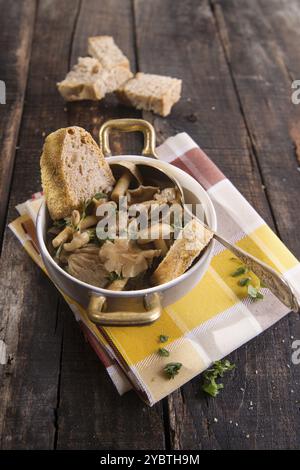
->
[1,0,300,450]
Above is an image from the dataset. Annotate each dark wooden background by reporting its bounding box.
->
[1,0,300,450]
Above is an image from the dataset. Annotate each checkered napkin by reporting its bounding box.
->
[9,133,300,406]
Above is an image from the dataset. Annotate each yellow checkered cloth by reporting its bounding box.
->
[9,133,300,405]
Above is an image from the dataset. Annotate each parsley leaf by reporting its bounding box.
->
[238,277,251,287]
[201,359,235,398]
[94,192,107,200]
[231,266,248,277]
[158,347,170,357]
[159,334,169,343]
[107,272,123,282]
[247,285,264,300]
[164,362,182,379]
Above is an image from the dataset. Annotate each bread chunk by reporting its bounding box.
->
[117,73,182,117]
[151,219,213,285]
[88,35,131,70]
[40,126,115,220]
[57,57,132,101]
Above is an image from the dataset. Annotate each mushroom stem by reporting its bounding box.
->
[63,231,90,252]
[154,239,168,256]
[52,226,73,248]
[79,215,98,231]
[137,223,172,245]
[111,170,131,202]
[107,278,128,291]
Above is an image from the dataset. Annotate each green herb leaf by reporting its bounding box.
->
[94,192,107,200]
[53,219,67,228]
[158,347,170,357]
[201,359,235,398]
[159,334,169,343]
[164,362,182,379]
[231,266,248,277]
[247,285,258,298]
[55,243,63,259]
[238,277,251,287]
[107,271,123,282]
[256,291,264,299]
[202,377,224,397]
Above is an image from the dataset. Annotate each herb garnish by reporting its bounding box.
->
[164,362,182,379]
[231,266,248,277]
[238,277,251,287]
[202,359,235,398]
[230,259,264,300]
[158,347,170,357]
[159,334,169,343]
[247,285,264,300]
[107,271,123,282]
[94,192,107,200]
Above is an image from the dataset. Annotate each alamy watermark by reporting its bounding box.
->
[291,80,300,104]
[0,80,6,104]
[291,339,300,365]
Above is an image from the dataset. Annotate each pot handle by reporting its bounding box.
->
[99,118,158,158]
[87,292,162,326]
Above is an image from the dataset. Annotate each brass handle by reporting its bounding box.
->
[99,118,158,158]
[87,292,162,326]
[215,233,300,312]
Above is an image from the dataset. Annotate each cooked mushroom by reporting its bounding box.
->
[99,239,161,278]
[63,231,90,251]
[52,226,73,248]
[127,185,160,205]
[67,244,109,288]
[110,162,142,202]
[137,223,172,245]
[154,187,179,203]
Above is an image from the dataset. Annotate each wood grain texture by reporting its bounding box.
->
[54,0,166,450]
[0,0,81,449]
[0,0,36,247]
[0,0,300,450]
[134,0,300,449]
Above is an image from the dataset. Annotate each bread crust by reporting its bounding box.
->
[40,126,115,220]
[151,219,213,285]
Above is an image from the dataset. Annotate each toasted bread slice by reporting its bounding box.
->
[88,36,131,70]
[117,73,182,117]
[151,219,213,285]
[40,126,115,220]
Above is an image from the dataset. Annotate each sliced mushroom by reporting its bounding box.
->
[99,239,161,278]
[110,162,142,202]
[67,244,109,288]
[127,185,160,205]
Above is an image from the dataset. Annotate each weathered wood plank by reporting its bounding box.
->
[134,0,300,449]
[55,0,166,450]
[0,0,36,246]
[0,0,81,449]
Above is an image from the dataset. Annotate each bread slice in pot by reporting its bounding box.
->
[151,219,213,285]
[40,126,115,220]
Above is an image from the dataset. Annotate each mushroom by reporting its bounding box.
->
[52,226,73,248]
[127,185,160,205]
[67,244,109,288]
[79,215,98,231]
[137,223,172,245]
[99,239,161,278]
[63,231,90,252]
[110,162,142,203]
[154,187,179,203]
